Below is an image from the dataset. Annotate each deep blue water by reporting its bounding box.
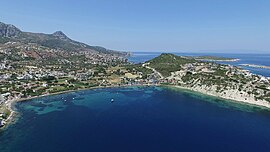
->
[128,52,270,77]
[1,86,270,152]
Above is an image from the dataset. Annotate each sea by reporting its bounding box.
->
[1,52,270,152]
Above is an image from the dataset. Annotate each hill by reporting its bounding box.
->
[144,53,270,108]
[147,53,197,77]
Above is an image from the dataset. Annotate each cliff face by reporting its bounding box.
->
[0,22,21,37]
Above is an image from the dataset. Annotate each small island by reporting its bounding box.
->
[240,64,270,70]
[192,56,240,62]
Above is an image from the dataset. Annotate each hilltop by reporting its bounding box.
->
[147,53,197,77]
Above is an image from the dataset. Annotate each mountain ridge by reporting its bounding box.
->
[0,21,126,55]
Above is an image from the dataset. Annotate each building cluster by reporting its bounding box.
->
[0,41,127,65]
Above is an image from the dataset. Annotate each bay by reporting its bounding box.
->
[1,86,270,152]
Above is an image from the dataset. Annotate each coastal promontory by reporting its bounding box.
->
[145,53,270,107]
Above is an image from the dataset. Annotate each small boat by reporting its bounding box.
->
[111,98,114,103]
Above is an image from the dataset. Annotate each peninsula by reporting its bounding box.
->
[144,53,270,108]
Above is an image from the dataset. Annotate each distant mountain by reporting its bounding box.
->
[0,22,21,37]
[0,21,127,56]
[52,31,70,41]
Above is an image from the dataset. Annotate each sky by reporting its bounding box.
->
[0,0,270,53]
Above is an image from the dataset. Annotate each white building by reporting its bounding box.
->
[0,94,4,104]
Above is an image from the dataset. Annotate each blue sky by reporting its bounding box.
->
[1,0,270,53]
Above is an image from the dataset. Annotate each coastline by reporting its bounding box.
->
[1,83,158,130]
[2,83,270,130]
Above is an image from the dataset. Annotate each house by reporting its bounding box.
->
[1,93,10,98]
[42,83,48,87]
[76,73,90,81]
[260,77,269,83]
[0,119,5,128]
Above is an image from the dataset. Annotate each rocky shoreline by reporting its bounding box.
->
[170,85,270,109]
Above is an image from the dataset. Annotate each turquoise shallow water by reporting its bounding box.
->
[1,86,270,152]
